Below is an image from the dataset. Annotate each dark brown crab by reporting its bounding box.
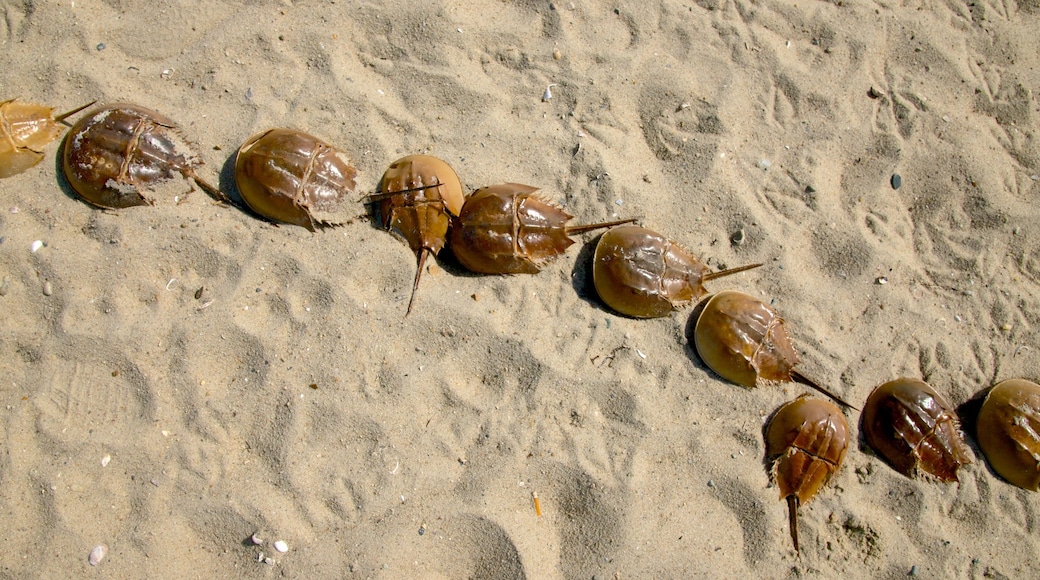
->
[366,154,464,315]
[861,378,972,482]
[234,128,358,231]
[693,290,854,408]
[975,378,1040,491]
[766,396,849,553]
[593,225,760,318]
[449,183,634,275]
[62,103,228,208]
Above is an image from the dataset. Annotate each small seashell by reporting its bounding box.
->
[30,240,43,253]
[89,545,107,566]
[100,454,111,467]
[542,84,556,102]
[273,540,289,553]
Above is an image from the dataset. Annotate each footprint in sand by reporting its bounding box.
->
[414,515,526,579]
[638,89,722,184]
[32,334,155,447]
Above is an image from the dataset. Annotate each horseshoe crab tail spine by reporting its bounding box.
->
[54,101,97,125]
[406,248,430,316]
[787,495,800,554]
[791,370,857,411]
[564,217,638,235]
[701,263,762,282]
[190,172,232,205]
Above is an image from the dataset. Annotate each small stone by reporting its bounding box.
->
[707,480,715,488]
[42,281,53,296]
[30,240,43,253]
[96,43,106,51]
[909,565,919,576]
[251,533,263,545]
[867,86,882,99]
[552,48,562,60]
[100,454,111,468]
[273,540,288,553]
[0,276,10,296]
[730,229,746,246]
[876,276,888,285]
[757,159,772,171]
[88,545,107,566]
[891,174,902,189]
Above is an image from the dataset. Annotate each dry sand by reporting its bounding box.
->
[2,0,1040,577]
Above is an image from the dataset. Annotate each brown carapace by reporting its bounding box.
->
[593,225,760,318]
[62,103,228,209]
[975,378,1040,491]
[368,154,464,315]
[766,396,849,553]
[0,98,93,178]
[235,128,358,231]
[861,378,972,482]
[449,183,634,275]
[693,290,854,408]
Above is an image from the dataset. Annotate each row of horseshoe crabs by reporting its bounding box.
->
[236,113,1040,549]
[761,377,1040,553]
[584,227,1040,550]
[8,99,1040,555]
[3,100,626,314]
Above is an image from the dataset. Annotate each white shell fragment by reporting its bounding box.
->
[251,532,263,545]
[100,454,111,467]
[89,544,107,566]
[30,240,44,253]
[542,84,557,102]
[273,540,288,553]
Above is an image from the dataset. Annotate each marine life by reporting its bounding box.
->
[593,224,760,318]
[693,290,854,408]
[975,378,1040,491]
[0,98,93,178]
[367,154,464,315]
[449,183,634,275]
[861,378,972,482]
[62,103,228,209]
[235,128,358,231]
[765,396,848,553]
[88,544,107,566]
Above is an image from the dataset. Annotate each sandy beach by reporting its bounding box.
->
[2,0,1039,577]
